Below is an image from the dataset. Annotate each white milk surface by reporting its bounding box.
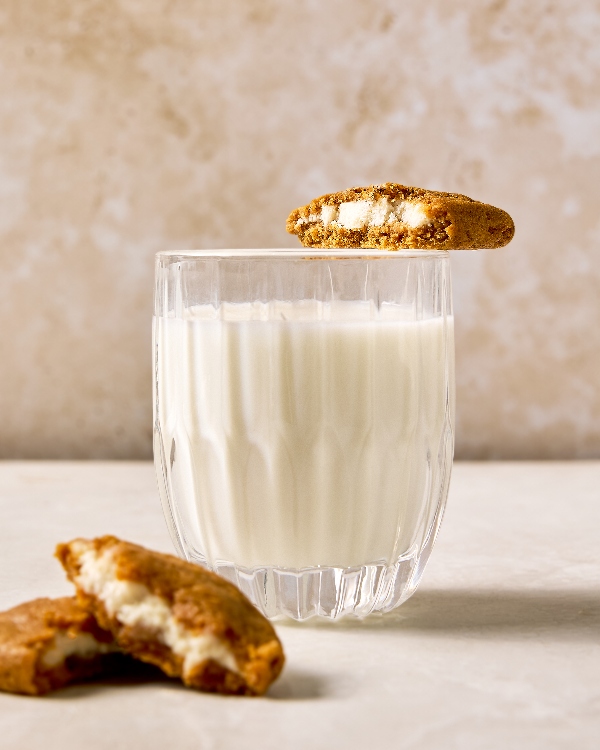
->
[155,301,454,569]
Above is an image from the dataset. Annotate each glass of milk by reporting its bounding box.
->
[154,250,454,620]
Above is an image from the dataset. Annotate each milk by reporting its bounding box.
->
[154,301,454,569]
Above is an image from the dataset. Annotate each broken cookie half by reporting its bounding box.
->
[0,597,122,695]
[56,536,285,696]
[287,183,514,250]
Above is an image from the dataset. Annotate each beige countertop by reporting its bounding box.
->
[0,461,598,749]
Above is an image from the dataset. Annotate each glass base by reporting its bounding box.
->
[187,553,431,621]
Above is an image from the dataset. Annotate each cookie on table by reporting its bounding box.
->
[56,536,285,696]
[286,183,515,250]
[0,597,121,695]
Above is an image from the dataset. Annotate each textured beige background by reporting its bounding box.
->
[1,0,599,459]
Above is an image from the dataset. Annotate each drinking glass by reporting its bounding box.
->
[154,249,454,620]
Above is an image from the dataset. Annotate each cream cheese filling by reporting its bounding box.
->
[41,631,114,669]
[71,542,239,677]
[296,197,432,230]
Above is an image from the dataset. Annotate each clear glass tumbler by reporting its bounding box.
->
[154,249,454,620]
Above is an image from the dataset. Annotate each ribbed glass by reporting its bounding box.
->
[153,249,454,620]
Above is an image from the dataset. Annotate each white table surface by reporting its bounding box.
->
[0,461,598,749]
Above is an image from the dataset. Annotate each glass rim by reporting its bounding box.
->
[156,248,450,260]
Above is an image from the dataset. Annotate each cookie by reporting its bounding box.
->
[0,597,121,695]
[286,183,514,250]
[56,536,285,696]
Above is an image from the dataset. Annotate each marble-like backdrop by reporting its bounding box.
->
[1,0,599,459]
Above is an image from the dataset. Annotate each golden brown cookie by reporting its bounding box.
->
[0,597,121,695]
[287,183,514,250]
[56,536,285,696]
